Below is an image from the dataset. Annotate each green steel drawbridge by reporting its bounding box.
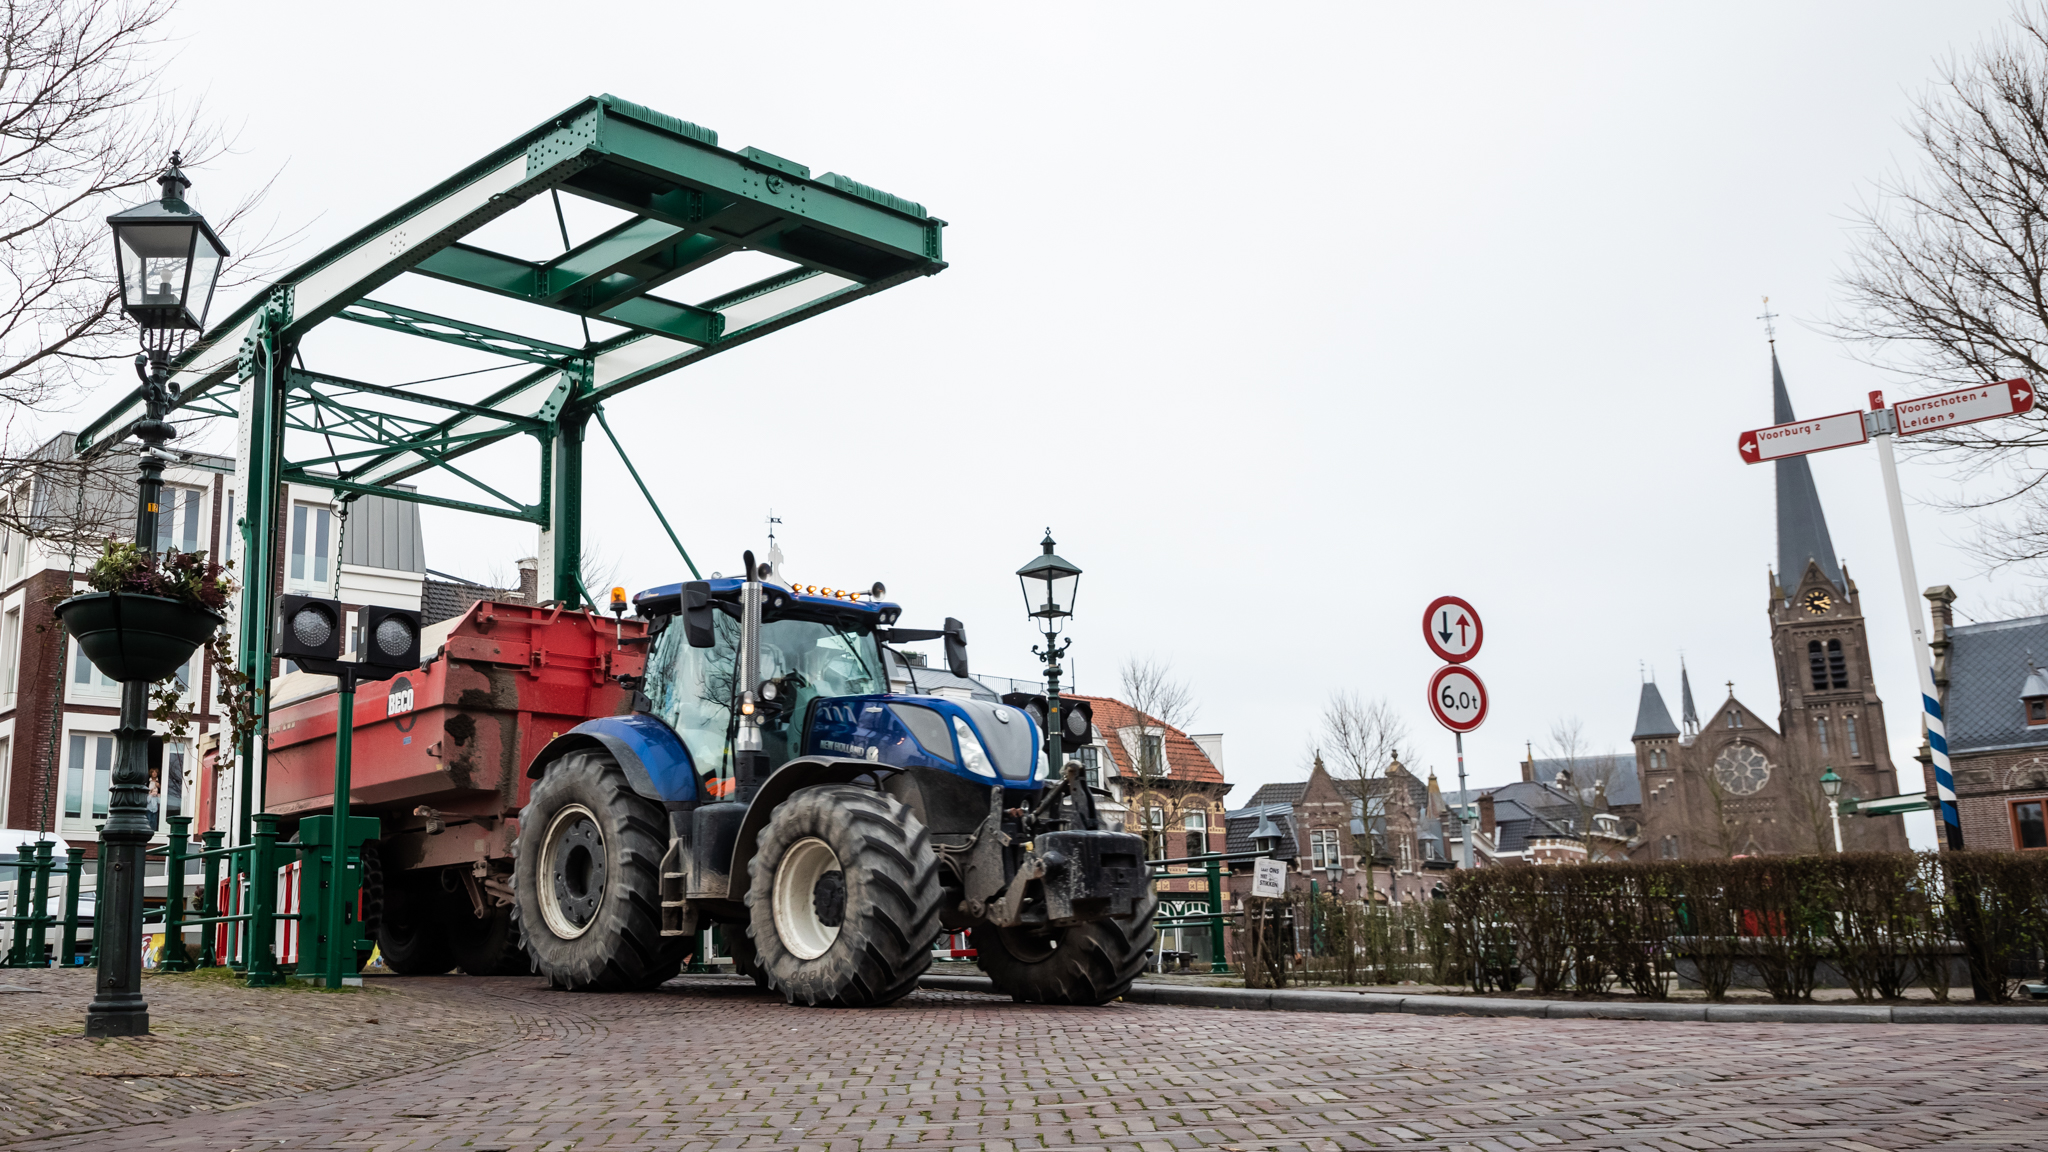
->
[74,94,947,841]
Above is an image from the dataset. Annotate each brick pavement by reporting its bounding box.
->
[3,970,2045,1152]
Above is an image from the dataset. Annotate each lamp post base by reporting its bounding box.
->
[84,1001,150,1037]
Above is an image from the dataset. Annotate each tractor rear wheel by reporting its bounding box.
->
[369,856,456,976]
[513,750,686,991]
[746,784,940,1007]
[971,884,1158,1005]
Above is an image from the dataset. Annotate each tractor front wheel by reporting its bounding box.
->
[971,884,1158,1005]
[746,784,940,1007]
[513,750,686,991]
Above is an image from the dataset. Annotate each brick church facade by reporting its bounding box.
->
[1632,347,1910,859]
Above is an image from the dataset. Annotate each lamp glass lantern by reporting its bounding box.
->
[1016,532,1081,629]
[1819,766,1843,799]
[107,160,228,336]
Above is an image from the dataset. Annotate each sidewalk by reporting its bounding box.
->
[919,972,2048,1023]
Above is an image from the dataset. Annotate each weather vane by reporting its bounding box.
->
[1758,295,1779,344]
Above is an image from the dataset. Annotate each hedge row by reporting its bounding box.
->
[1444,850,2048,1003]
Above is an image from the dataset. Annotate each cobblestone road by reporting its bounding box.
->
[4,969,2044,1152]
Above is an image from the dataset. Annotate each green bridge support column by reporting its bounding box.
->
[234,289,292,849]
[545,408,590,607]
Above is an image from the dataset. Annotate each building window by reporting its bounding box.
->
[1140,733,1164,777]
[71,639,118,696]
[1846,714,1862,756]
[2014,800,2047,850]
[2028,698,2048,728]
[155,485,203,555]
[1808,641,1828,691]
[1145,805,1164,832]
[1183,811,1207,857]
[1399,839,1413,871]
[1077,745,1102,790]
[289,502,333,587]
[1661,834,1679,859]
[65,731,114,820]
[1814,715,1829,753]
[1826,639,1849,689]
[1,605,19,710]
[1310,828,1339,869]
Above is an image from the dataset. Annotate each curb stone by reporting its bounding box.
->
[914,973,2048,1023]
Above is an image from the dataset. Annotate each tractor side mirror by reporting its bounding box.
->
[682,581,716,648]
[943,617,968,679]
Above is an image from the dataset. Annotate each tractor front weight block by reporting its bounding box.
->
[1021,831,1147,928]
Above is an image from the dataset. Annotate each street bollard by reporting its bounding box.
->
[159,817,191,972]
[5,848,28,965]
[89,826,106,967]
[199,831,222,968]
[1206,856,1229,974]
[245,815,283,987]
[60,847,84,966]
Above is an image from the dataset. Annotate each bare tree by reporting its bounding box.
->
[1540,717,1630,861]
[1,0,291,547]
[1832,4,2048,572]
[1118,656,1196,856]
[1314,690,1409,901]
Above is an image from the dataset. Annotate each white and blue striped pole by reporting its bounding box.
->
[1869,395,1964,849]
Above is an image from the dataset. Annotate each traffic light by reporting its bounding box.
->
[358,605,421,676]
[277,595,342,664]
[999,693,1094,754]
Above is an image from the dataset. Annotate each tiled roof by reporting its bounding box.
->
[1633,682,1680,739]
[1223,803,1297,859]
[1947,614,2048,753]
[1246,781,1307,806]
[1526,756,1642,807]
[1069,693,1226,786]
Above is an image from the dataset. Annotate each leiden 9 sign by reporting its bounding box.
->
[1429,664,1488,733]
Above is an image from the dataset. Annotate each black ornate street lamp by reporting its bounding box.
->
[1017,531,1082,793]
[85,156,227,1037]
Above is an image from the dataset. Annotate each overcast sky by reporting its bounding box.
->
[40,1,2044,843]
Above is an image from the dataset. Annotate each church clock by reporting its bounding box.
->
[1802,589,1833,615]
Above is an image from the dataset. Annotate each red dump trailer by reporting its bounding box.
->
[264,600,647,973]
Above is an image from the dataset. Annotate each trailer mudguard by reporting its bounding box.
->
[525,713,697,803]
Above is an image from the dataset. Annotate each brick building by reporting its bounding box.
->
[1226,754,1456,905]
[1922,589,2048,852]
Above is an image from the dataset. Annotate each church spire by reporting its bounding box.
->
[1772,345,1844,595]
[1679,657,1700,739]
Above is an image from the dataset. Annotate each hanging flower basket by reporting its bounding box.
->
[55,591,224,684]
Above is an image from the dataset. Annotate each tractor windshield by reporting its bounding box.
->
[643,610,886,796]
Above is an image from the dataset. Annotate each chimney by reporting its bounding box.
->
[516,557,538,603]
[1190,733,1225,774]
[1478,793,1496,840]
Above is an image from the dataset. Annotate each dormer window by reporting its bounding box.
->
[2021,669,2048,728]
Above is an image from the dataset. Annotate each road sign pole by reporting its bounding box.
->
[1455,730,1471,869]
[1871,415,1963,849]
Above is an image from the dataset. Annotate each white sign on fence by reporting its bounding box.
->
[1250,857,1288,899]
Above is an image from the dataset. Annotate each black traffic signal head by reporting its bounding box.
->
[359,604,422,673]
[1057,698,1094,753]
[277,595,342,663]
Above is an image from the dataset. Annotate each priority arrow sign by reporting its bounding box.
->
[1893,378,2035,436]
[1737,409,1869,464]
[1422,595,1483,663]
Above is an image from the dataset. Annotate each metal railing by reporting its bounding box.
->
[1,814,297,984]
[1146,849,1276,975]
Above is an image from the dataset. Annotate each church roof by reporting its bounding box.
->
[1773,349,1844,594]
[1680,663,1699,729]
[1633,681,1680,739]
[1945,614,2048,753]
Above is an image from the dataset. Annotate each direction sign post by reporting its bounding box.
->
[1422,597,1485,869]
[1734,378,2035,850]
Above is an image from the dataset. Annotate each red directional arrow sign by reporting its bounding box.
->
[1737,410,1868,464]
[1893,379,2035,436]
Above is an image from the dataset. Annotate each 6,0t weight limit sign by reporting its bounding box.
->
[1429,665,1488,733]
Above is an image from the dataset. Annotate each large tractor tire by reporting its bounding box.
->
[725,927,771,990]
[971,883,1158,1005]
[745,784,940,1007]
[366,846,456,976]
[513,750,687,991]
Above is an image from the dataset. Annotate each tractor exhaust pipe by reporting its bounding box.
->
[734,550,768,800]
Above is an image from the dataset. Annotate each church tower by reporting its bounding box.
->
[1765,346,1909,852]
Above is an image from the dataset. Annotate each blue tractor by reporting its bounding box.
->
[511,552,1156,1006]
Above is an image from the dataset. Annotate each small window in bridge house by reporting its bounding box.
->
[2014,800,2047,850]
